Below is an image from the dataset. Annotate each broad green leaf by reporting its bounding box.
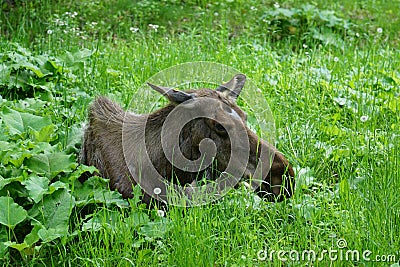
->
[0,63,11,84]
[94,190,129,208]
[43,60,63,74]
[48,181,67,194]
[4,241,29,252]
[9,150,33,168]
[33,189,75,231]
[32,124,57,142]
[25,152,76,178]
[24,223,41,246]
[38,227,66,243]
[296,167,315,188]
[72,48,93,61]
[72,175,108,205]
[23,63,45,78]
[82,210,121,232]
[0,176,17,190]
[139,218,169,239]
[126,211,150,228]
[68,164,98,183]
[61,49,93,71]
[13,98,47,113]
[22,176,49,203]
[2,107,52,136]
[0,196,28,229]
[58,124,83,154]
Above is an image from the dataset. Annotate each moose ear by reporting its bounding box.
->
[147,83,194,104]
[216,74,246,101]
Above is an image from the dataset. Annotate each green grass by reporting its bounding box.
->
[0,0,399,266]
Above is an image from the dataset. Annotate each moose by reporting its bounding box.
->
[80,74,294,206]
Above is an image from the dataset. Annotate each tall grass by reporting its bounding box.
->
[0,0,399,266]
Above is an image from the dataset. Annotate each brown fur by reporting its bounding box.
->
[80,76,295,204]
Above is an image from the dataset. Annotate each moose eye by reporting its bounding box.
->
[214,123,227,134]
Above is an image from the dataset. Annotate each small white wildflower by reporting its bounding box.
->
[157,210,165,217]
[130,27,139,33]
[337,98,346,106]
[303,44,308,49]
[355,32,360,38]
[250,6,257,11]
[377,27,383,34]
[148,24,159,31]
[153,187,162,195]
[334,57,339,62]
[91,22,98,26]
[214,12,219,16]
[360,115,369,122]
[274,2,280,8]
[47,29,53,35]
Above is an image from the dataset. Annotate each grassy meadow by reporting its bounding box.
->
[0,0,399,266]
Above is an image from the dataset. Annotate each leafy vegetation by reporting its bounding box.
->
[0,0,399,266]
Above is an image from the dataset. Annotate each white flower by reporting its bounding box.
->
[360,115,369,122]
[274,2,280,8]
[148,24,159,32]
[334,57,339,62]
[377,28,383,34]
[157,210,165,217]
[214,12,219,16]
[153,187,162,195]
[130,27,139,33]
[47,29,53,35]
[303,44,308,49]
[250,6,257,11]
[355,32,360,38]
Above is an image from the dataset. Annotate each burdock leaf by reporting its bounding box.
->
[37,189,75,230]
[2,107,52,136]
[22,176,49,203]
[0,196,28,229]
[25,152,76,178]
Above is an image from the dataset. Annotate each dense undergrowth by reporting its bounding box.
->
[0,0,399,266]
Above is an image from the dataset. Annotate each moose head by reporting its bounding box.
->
[80,74,295,206]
